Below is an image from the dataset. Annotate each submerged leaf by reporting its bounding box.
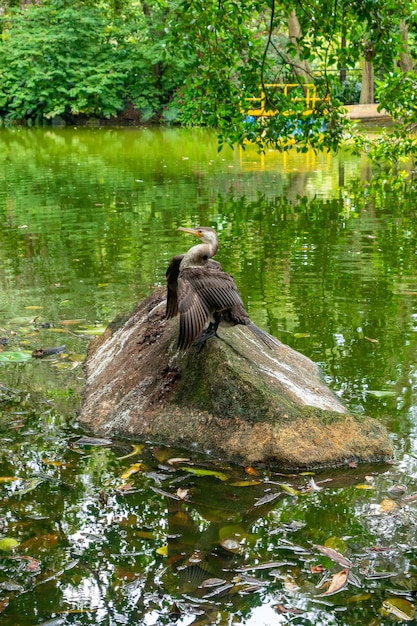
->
[179,467,228,481]
[117,444,144,460]
[381,597,415,621]
[318,568,349,596]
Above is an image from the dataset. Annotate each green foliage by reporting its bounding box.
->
[0,0,417,164]
[0,0,187,122]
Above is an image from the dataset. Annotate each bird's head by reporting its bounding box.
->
[178,226,219,254]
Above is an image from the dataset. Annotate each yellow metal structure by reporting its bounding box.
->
[245,83,319,117]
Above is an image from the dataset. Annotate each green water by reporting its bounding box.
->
[1,127,417,625]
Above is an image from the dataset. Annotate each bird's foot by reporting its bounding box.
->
[195,324,218,352]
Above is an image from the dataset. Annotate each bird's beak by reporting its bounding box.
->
[178,226,203,239]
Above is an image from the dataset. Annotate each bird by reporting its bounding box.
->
[165,226,279,351]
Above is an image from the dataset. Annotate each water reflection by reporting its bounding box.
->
[1,127,417,624]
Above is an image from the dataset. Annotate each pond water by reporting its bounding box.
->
[1,127,417,625]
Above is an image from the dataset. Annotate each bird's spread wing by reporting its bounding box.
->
[165,255,183,319]
[177,274,210,349]
[177,267,246,348]
[182,267,245,312]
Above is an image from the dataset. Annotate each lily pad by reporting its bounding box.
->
[0,351,32,363]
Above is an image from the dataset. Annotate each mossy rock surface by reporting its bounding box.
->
[79,287,393,469]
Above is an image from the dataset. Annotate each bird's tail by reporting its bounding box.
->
[247,322,281,350]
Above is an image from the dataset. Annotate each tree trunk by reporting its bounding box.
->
[359,57,374,104]
[287,10,312,83]
[398,20,414,72]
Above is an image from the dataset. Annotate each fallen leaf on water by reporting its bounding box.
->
[402,491,417,503]
[347,592,372,604]
[253,492,281,507]
[75,436,113,447]
[364,336,378,343]
[176,488,189,500]
[317,568,349,596]
[245,466,259,476]
[117,444,144,460]
[120,462,143,480]
[387,484,407,498]
[313,544,353,568]
[310,564,325,574]
[178,467,228,481]
[0,598,9,613]
[156,545,168,556]
[374,498,398,514]
[229,480,261,487]
[365,389,396,398]
[277,483,302,496]
[0,476,18,483]
[150,486,180,501]
[272,603,304,615]
[381,597,415,621]
[167,457,191,465]
[21,556,41,572]
[0,537,19,551]
[200,578,227,588]
[354,484,375,490]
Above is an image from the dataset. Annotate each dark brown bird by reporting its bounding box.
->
[166,226,279,351]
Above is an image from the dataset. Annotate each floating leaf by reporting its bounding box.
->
[318,568,349,596]
[0,477,18,483]
[200,578,227,588]
[150,486,180,501]
[355,484,375,490]
[121,462,143,480]
[74,325,107,335]
[0,537,19,551]
[167,457,191,465]
[365,390,396,398]
[22,556,41,572]
[229,480,261,487]
[277,483,302,496]
[375,498,398,514]
[0,351,32,363]
[381,597,415,621]
[253,492,281,507]
[179,467,228,481]
[156,545,168,556]
[314,544,353,568]
[273,604,304,615]
[75,436,113,447]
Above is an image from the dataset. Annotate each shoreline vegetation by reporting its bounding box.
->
[0,0,416,164]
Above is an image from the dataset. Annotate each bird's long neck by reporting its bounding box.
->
[180,243,213,270]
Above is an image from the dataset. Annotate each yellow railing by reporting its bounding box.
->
[245,83,319,117]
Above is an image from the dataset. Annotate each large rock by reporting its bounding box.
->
[78,287,393,469]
